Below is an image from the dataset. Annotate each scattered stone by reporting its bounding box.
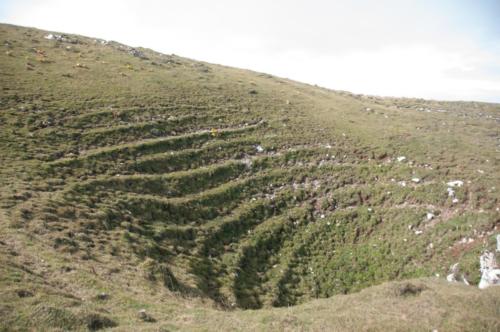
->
[447,180,464,187]
[459,237,474,244]
[411,177,421,183]
[478,250,500,289]
[414,230,423,235]
[447,263,459,282]
[426,212,434,221]
[129,48,148,59]
[452,198,459,204]
[94,38,108,45]
[44,33,78,43]
[255,145,264,153]
[446,263,469,285]
[137,309,156,322]
[397,156,406,162]
[240,158,252,168]
[447,187,455,197]
[398,181,407,187]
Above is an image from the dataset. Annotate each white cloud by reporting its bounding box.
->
[2,0,499,102]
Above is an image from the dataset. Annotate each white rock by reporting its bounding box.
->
[446,273,456,282]
[497,234,500,252]
[478,250,500,289]
[241,158,253,168]
[452,198,459,204]
[411,178,421,183]
[44,34,54,40]
[447,187,455,197]
[480,251,496,273]
[414,230,423,235]
[426,212,435,220]
[447,180,464,187]
[255,145,264,153]
[459,237,474,244]
[320,214,325,219]
[397,156,406,162]
[479,269,500,289]
[446,263,469,285]
[398,181,407,187]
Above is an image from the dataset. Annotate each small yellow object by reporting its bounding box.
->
[210,128,219,137]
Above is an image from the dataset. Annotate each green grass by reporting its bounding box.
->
[0,23,499,331]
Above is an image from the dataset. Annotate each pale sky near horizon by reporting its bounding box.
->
[1,0,500,102]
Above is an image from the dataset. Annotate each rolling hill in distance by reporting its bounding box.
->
[0,23,499,331]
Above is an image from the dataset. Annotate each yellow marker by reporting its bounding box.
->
[210,128,218,137]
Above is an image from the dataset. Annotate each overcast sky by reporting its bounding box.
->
[2,0,500,102]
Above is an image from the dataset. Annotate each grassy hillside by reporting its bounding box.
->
[0,23,499,331]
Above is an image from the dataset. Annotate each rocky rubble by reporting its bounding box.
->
[478,236,500,289]
[446,235,500,289]
[44,33,78,44]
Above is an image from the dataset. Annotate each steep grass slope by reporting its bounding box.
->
[0,23,499,331]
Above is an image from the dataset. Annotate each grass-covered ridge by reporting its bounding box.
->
[0,23,499,331]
